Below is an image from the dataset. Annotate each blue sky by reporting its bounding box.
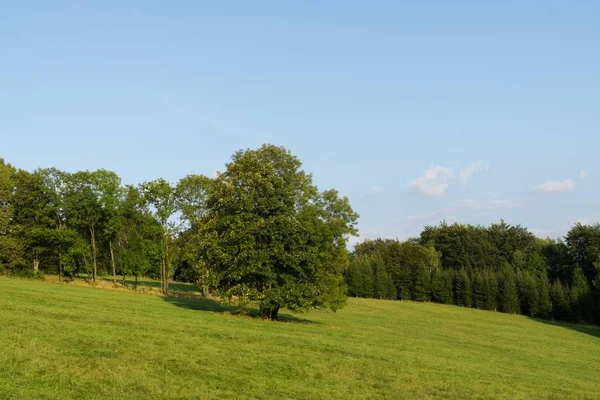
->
[2,1,599,242]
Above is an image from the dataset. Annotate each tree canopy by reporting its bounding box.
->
[195,144,358,320]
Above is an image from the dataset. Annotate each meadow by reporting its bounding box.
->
[1,276,600,399]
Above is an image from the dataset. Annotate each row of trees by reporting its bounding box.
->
[3,145,599,324]
[345,222,600,324]
[0,145,358,320]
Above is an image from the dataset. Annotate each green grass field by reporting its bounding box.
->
[1,276,600,399]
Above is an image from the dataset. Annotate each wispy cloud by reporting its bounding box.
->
[579,168,590,180]
[408,161,488,197]
[532,180,575,193]
[460,160,489,185]
[407,197,526,223]
[407,165,455,197]
[370,185,385,194]
[458,198,527,210]
[407,207,459,221]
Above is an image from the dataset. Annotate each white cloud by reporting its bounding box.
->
[408,165,455,197]
[407,207,459,221]
[579,168,590,180]
[460,160,488,185]
[370,185,385,194]
[532,180,575,193]
[408,161,488,197]
[458,198,527,210]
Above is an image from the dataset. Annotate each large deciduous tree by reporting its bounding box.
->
[197,144,358,320]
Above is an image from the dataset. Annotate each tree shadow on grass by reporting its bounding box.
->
[163,295,322,325]
[530,318,600,340]
[98,277,198,293]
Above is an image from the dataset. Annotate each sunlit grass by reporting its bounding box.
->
[1,276,599,399]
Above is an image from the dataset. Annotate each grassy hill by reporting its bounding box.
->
[1,277,599,399]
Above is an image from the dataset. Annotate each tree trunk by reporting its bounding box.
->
[160,258,165,294]
[58,250,62,280]
[271,306,280,321]
[90,225,97,284]
[164,233,169,296]
[260,306,280,321]
[135,274,138,289]
[110,240,116,286]
[33,256,39,273]
[202,285,208,298]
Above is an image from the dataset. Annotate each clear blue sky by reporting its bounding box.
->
[2,1,599,242]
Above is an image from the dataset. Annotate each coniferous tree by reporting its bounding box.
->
[454,269,472,307]
[395,264,412,300]
[345,258,364,297]
[345,256,374,298]
[361,259,375,298]
[483,270,499,311]
[570,267,594,323]
[550,280,570,321]
[412,264,431,302]
[499,270,519,314]
[538,273,552,319]
[472,272,485,309]
[431,269,453,304]
[517,271,540,317]
[373,256,394,299]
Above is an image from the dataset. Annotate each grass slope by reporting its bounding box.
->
[1,277,600,399]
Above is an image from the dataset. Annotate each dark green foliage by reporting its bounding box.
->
[566,224,600,284]
[5,148,600,326]
[412,264,431,302]
[350,239,439,301]
[431,269,453,304]
[482,270,499,311]
[345,255,374,298]
[472,272,485,309]
[499,270,519,314]
[454,269,472,307]
[197,145,358,319]
[570,267,595,323]
[550,280,570,321]
[517,271,539,317]
[538,273,553,319]
[372,256,396,300]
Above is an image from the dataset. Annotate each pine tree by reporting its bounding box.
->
[395,264,412,300]
[499,270,519,314]
[570,267,594,323]
[517,271,540,317]
[346,255,374,298]
[360,258,375,298]
[345,259,363,297]
[550,280,569,321]
[412,264,431,302]
[454,269,472,307]
[538,273,552,319]
[472,272,485,309]
[372,256,393,299]
[483,270,499,311]
[431,269,453,304]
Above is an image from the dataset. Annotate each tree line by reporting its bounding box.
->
[345,222,600,325]
[3,145,599,324]
[0,145,357,320]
